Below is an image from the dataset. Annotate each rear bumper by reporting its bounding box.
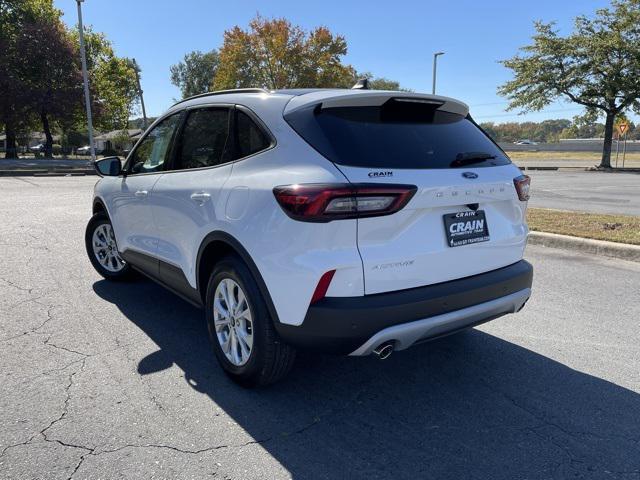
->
[275,260,533,354]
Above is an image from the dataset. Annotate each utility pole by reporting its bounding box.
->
[432,51,445,95]
[622,129,628,168]
[76,0,95,161]
[132,58,148,130]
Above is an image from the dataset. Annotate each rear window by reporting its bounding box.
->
[284,99,510,169]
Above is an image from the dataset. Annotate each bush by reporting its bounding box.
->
[52,144,62,155]
[64,131,88,148]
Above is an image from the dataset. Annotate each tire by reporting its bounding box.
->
[206,255,296,387]
[85,213,134,281]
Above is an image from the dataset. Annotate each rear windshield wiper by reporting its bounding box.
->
[450,152,496,168]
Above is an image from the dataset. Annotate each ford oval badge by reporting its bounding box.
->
[462,172,478,179]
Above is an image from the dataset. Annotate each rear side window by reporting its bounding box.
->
[235,110,270,159]
[175,108,231,170]
[284,99,510,169]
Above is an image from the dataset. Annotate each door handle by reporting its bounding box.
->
[190,192,211,205]
[134,190,148,198]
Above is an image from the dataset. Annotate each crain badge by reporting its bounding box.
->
[368,171,393,178]
[462,172,478,179]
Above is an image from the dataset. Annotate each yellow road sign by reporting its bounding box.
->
[617,123,629,136]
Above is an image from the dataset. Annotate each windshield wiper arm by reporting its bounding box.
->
[450,152,496,168]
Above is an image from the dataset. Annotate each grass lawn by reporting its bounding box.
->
[507,150,640,162]
[527,208,640,245]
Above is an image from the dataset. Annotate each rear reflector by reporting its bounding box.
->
[310,270,336,304]
[514,175,531,201]
[273,183,417,222]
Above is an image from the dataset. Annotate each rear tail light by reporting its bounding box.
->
[513,175,531,201]
[273,184,417,222]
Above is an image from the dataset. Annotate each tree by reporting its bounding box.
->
[355,72,409,91]
[498,0,640,168]
[0,0,60,158]
[170,50,219,99]
[478,119,573,143]
[70,27,139,132]
[213,15,355,90]
[16,17,83,157]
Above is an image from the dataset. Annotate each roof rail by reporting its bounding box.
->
[171,88,269,107]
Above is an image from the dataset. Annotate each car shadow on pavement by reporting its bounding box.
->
[93,279,640,479]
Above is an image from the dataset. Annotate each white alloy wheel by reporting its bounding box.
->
[91,223,125,273]
[213,278,254,366]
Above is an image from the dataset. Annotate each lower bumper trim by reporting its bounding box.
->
[275,260,533,354]
[349,288,530,356]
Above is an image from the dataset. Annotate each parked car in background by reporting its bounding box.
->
[86,88,533,387]
[77,145,92,155]
[29,143,45,153]
[514,139,538,145]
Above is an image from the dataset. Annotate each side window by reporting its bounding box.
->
[129,114,181,174]
[235,110,270,158]
[175,108,230,170]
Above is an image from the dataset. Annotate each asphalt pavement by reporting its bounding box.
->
[528,170,640,216]
[1,176,639,479]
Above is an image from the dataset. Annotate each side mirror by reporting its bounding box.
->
[94,156,122,177]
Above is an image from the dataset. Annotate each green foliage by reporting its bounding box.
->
[128,117,155,130]
[170,50,219,99]
[70,27,139,131]
[111,130,134,153]
[62,130,88,148]
[480,119,572,143]
[480,116,640,143]
[0,0,61,157]
[498,0,640,167]
[128,117,157,129]
[213,15,355,90]
[1,1,138,157]
[16,15,84,156]
[355,72,409,91]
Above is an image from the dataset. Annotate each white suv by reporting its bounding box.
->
[86,88,533,386]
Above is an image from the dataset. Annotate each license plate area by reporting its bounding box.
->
[443,210,490,247]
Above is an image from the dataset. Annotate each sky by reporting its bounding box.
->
[54,0,622,124]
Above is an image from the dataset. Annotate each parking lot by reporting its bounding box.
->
[528,171,640,215]
[1,176,639,479]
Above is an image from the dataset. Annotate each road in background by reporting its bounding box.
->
[527,170,640,216]
[516,158,640,168]
[1,177,639,479]
[501,141,640,153]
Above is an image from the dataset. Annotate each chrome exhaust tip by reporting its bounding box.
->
[373,342,394,360]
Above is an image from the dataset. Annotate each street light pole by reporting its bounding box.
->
[76,0,95,162]
[132,58,148,130]
[432,51,445,95]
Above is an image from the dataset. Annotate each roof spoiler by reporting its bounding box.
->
[317,92,469,116]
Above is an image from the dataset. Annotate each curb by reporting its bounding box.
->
[528,231,640,263]
[0,170,96,177]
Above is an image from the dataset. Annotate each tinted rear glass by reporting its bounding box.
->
[235,110,270,159]
[284,99,510,169]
